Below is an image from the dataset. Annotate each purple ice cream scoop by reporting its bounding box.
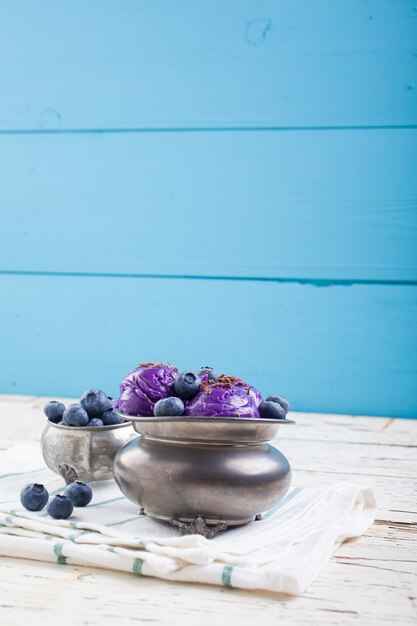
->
[114,362,178,416]
[184,375,262,418]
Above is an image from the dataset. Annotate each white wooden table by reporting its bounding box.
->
[0,395,416,626]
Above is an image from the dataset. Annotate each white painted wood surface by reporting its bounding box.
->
[0,395,416,625]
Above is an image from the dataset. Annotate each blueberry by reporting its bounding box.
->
[174,371,201,400]
[266,395,290,413]
[197,366,218,382]
[44,401,65,423]
[47,495,73,519]
[20,483,49,511]
[64,481,93,507]
[87,418,104,427]
[154,397,185,417]
[259,401,287,420]
[101,409,125,426]
[62,404,89,427]
[80,389,112,417]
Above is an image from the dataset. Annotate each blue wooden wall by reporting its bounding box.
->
[0,1,416,417]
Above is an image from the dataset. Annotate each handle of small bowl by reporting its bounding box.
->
[58,464,79,485]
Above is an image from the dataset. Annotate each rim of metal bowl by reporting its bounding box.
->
[114,411,294,444]
[114,411,295,425]
[46,420,132,431]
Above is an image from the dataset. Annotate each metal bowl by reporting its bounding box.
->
[113,414,294,536]
[41,420,137,482]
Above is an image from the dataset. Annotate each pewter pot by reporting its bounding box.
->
[113,415,294,535]
[41,421,137,482]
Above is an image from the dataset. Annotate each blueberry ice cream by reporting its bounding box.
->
[114,361,289,419]
[184,374,262,418]
[114,362,178,416]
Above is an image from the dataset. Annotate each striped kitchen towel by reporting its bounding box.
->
[0,444,376,595]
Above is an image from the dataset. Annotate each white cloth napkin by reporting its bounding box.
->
[0,444,376,595]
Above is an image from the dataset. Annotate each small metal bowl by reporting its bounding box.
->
[41,420,137,482]
[113,414,294,536]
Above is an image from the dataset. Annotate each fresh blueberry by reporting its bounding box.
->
[43,401,65,423]
[259,401,287,420]
[154,397,185,417]
[80,389,112,417]
[47,495,73,519]
[101,409,126,426]
[20,483,49,511]
[62,404,89,427]
[87,418,104,427]
[266,395,290,413]
[64,481,93,507]
[197,366,218,382]
[174,371,201,400]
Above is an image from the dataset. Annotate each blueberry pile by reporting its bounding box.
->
[44,389,126,427]
[20,480,93,520]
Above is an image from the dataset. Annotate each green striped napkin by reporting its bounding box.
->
[0,445,375,595]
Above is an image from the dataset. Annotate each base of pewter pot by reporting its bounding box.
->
[139,511,231,538]
[113,434,292,531]
[147,511,256,526]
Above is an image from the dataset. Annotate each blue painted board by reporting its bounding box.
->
[0,274,416,417]
[0,0,416,130]
[1,129,416,282]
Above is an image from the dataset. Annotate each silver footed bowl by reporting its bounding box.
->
[113,413,294,536]
[41,421,137,482]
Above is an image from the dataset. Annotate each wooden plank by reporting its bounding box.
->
[0,400,416,625]
[279,412,417,446]
[1,129,416,282]
[0,556,416,626]
[0,0,416,130]
[0,275,416,417]
[1,398,415,449]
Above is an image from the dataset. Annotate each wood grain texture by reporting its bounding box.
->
[0,274,416,417]
[1,129,416,282]
[1,1,416,419]
[0,398,416,625]
[0,0,416,131]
